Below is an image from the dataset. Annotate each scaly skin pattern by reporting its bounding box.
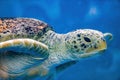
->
[0,18,112,80]
[26,29,110,79]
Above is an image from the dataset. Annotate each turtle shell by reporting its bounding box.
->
[0,18,53,41]
[0,18,51,76]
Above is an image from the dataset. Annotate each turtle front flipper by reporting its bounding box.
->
[0,38,49,78]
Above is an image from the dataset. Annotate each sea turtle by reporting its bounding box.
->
[0,18,113,80]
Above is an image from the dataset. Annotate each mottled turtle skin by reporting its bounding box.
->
[0,18,113,80]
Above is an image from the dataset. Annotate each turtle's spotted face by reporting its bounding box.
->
[65,29,108,58]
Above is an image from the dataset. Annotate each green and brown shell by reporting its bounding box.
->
[0,18,53,42]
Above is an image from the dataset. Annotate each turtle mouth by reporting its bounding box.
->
[79,49,106,58]
[79,40,107,58]
[98,49,106,53]
[85,40,107,54]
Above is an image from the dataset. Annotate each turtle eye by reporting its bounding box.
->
[84,37,91,42]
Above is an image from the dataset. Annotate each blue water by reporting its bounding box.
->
[0,0,120,80]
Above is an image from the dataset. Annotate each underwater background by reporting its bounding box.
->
[0,0,120,80]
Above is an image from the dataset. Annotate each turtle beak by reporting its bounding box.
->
[79,40,107,58]
[97,40,107,52]
[86,40,107,53]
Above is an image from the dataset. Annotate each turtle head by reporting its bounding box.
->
[65,29,113,58]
